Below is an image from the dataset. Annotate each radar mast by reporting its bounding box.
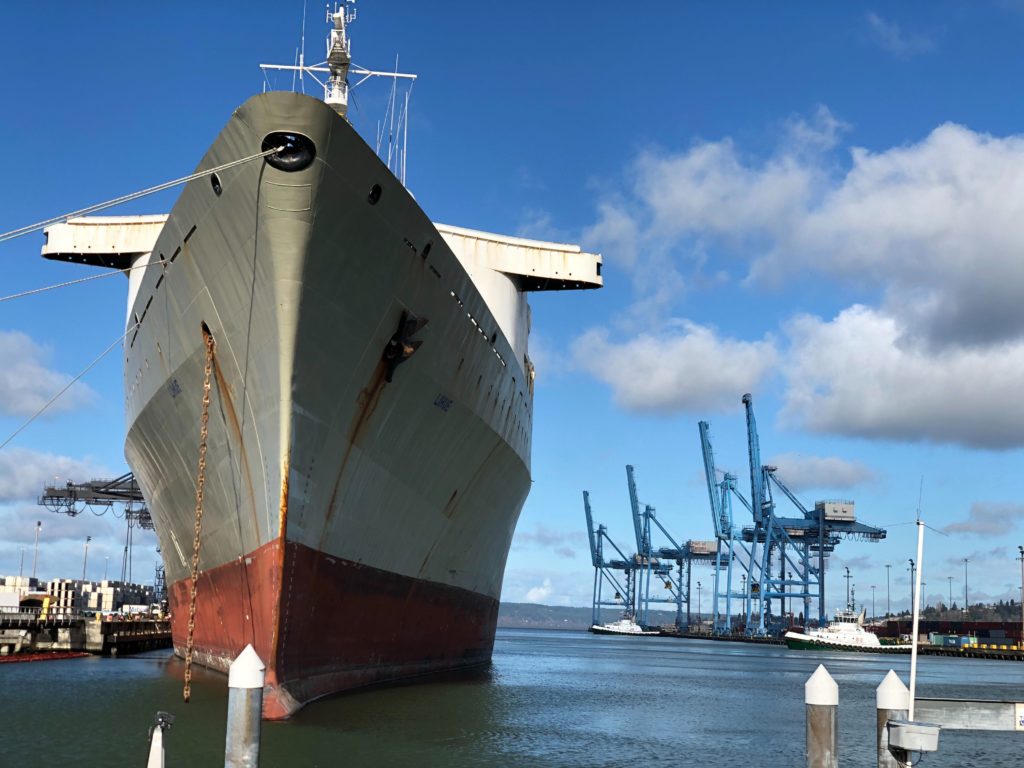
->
[325,1,356,117]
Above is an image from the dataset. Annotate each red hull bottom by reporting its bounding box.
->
[169,539,499,719]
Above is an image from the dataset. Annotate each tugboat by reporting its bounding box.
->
[590,616,660,636]
[784,608,912,653]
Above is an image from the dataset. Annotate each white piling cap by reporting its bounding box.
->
[227,643,266,690]
[805,664,839,706]
[876,669,910,710]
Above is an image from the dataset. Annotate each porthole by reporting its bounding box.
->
[211,173,222,196]
[368,184,382,205]
[421,240,432,260]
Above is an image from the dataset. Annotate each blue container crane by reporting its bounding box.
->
[583,490,640,627]
[738,393,887,633]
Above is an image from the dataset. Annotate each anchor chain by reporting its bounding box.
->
[183,328,215,703]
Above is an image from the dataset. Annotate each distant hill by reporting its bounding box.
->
[497,602,682,630]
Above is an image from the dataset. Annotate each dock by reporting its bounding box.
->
[0,607,170,657]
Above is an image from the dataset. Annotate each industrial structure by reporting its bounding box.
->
[699,394,887,636]
[584,466,722,631]
[583,393,887,637]
[37,472,165,602]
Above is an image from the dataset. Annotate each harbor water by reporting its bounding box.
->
[2,628,1021,766]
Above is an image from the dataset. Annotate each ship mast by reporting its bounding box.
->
[259,3,417,182]
[324,1,356,117]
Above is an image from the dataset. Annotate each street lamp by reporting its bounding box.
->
[82,536,91,582]
[741,574,747,620]
[787,570,793,620]
[1017,546,1024,648]
[104,556,109,582]
[963,558,969,619]
[908,559,916,614]
[947,575,953,613]
[870,585,876,621]
[844,566,852,610]
[31,521,41,580]
[18,547,25,578]
[697,581,702,626]
[885,564,892,617]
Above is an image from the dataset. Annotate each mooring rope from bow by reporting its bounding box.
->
[0,321,140,453]
[0,145,283,244]
[0,261,163,304]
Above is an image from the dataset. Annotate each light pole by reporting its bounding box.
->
[82,536,91,582]
[697,581,702,626]
[104,556,109,582]
[18,547,25,578]
[908,559,916,614]
[963,558,969,619]
[741,574,747,621]
[844,566,851,610]
[885,564,891,617]
[31,521,41,580]
[1018,546,1023,647]
[947,575,953,613]
[787,571,793,620]
[870,585,876,621]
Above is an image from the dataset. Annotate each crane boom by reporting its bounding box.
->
[626,464,646,553]
[742,393,766,524]
[583,491,601,567]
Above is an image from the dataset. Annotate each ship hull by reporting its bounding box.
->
[168,539,498,717]
[783,632,912,653]
[124,92,533,717]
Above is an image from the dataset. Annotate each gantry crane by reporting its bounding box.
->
[38,472,152,583]
[626,465,724,631]
[584,490,639,626]
[699,421,748,634]
[739,393,887,633]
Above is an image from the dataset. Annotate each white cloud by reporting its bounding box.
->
[0,447,108,504]
[501,569,593,606]
[943,504,1024,537]
[769,451,875,492]
[0,501,157,583]
[580,111,1024,447]
[524,578,554,603]
[513,523,585,554]
[865,12,936,58]
[573,321,777,413]
[0,331,96,418]
[0,448,157,582]
[752,123,1024,351]
[589,114,1024,353]
[781,305,1024,448]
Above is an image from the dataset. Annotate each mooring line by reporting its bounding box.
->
[0,145,283,244]
[0,261,162,304]
[0,321,140,453]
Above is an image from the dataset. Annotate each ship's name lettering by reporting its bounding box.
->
[433,394,453,413]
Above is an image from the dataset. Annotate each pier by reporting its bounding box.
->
[0,606,170,657]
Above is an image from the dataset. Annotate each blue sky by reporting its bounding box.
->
[2,2,1024,617]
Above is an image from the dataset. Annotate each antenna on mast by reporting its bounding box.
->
[299,0,308,95]
[259,2,417,182]
[324,1,356,116]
